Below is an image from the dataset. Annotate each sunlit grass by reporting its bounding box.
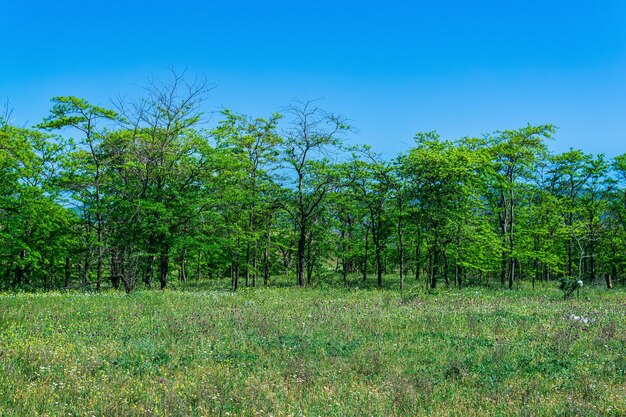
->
[0,279,624,416]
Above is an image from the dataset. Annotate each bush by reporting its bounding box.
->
[559,277,583,299]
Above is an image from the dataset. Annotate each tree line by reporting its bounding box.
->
[2,74,625,292]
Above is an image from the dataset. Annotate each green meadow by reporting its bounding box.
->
[0,281,624,416]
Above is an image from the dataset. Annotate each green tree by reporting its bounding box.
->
[346,148,393,287]
[39,96,118,289]
[488,124,554,289]
[402,133,483,289]
[547,149,593,278]
[281,100,349,286]
[106,73,213,290]
[0,114,75,288]
[212,110,282,289]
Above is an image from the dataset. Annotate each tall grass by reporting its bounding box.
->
[0,281,624,416]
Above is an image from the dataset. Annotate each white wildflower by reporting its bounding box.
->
[577,280,583,287]
[568,314,591,325]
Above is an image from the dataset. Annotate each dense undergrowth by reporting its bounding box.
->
[0,278,624,416]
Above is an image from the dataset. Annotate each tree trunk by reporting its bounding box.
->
[145,255,155,288]
[340,229,347,284]
[589,240,596,282]
[508,179,515,290]
[121,266,136,293]
[443,253,450,289]
[96,212,103,291]
[252,242,258,287]
[297,223,306,287]
[415,241,421,282]
[376,247,383,287]
[567,238,573,277]
[430,228,439,289]
[96,245,103,291]
[245,240,251,287]
[231,256,240,291]
[605,274,613,289]
[197,252,202,280]
[264,223,270,286]
[159,252,168,290]
[363,226,369,282]
[179,249,187,282]
[499,194,508,286]
[430,248,437,289]
[82,255,90,286]
[64,256,71,289]
[110,255,117,289]
[110,254,120,289]
[508,257,515,290]
[398,223,404,290]
[306,231,314,286]
[15,249,25,286]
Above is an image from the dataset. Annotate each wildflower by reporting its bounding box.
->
[568,314,591,325]
[577,280,583,287]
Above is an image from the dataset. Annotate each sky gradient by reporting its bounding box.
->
[1,0,625,157]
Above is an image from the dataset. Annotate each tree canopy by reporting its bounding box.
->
[1,76,624,292]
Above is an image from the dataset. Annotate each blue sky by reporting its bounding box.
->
[1,0,625,157]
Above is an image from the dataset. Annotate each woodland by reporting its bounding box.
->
[2,73,626,294]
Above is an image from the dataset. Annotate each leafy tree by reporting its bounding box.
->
[346,147,394,287]
[212,110,282,289]
[106,73,213,290]
[401,133,483,289]
[488,124,554,289]
[280,100,349,287]
[547,149,593,278]
[39,96,118,289]
[0,114,75,288]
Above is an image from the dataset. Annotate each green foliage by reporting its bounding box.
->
[1,75,626,293]
[559,277,584,299]
[0,116,77,289]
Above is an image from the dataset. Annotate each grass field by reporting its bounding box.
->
[0,280,624,416]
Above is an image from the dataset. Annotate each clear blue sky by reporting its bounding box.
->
[1,0,625,157]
